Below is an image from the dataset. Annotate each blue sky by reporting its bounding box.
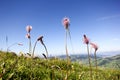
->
[0,0,120,56]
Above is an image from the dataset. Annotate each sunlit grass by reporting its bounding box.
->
[0,51,120,80]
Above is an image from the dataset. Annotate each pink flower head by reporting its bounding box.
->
[37,36,44,45]
[62,17,70,29]
[18,43,23,46]
[26,33,30,39]
[90,42,98,51]
[83,34,89,44]
[26,25,32,33]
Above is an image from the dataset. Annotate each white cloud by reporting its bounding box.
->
[97,14,120,21]
[112,38,120,41]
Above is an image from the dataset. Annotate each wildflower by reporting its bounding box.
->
[83,34,92,80]
[26,33,30,39]
[62,17,70,29]
[62,17,73,80]
[90,42,98,52]
[32,36,44,58]
[37,36,48,58]
[37,36,44,45]
[18,43,23,46]
[26,25,32,33]
[25,25,32,57]
[83,34,89,44]
[90,42,98,77]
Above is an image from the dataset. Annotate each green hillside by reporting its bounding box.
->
[0,51,120,80]
[59,53,120,69]
[97,54,120,69]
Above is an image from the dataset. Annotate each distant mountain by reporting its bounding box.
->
[57,51,120,59]
[97,54,120,69]
[97,51,120,58]
[57,51,120,69]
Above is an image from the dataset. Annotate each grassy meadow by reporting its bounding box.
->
[0,51,120,80]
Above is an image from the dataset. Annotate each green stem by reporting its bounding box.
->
[6,36,8,52]
[32,41,38,58]
[94,51,97,76]
[65,30,69,80]
[43,43,48,58]
[29,38,32,56]
[67,29,74,54]
[87,44,92,80]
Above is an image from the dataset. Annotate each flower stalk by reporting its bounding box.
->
[94,50,97,73]
[32,41,38,58]
[37,36,48,58]
[26,25,32,56]
[83,34,92,80]
[87,44,92,80]
[90,42,98,76]
[63,17,73,80]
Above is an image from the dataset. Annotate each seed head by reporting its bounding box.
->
[37,36,44,45]
[26,33,30,39]
[83,34,89,44]
[18,43,23,46]
[90,42,98,51]
[26,25,32,33]
[62,17,70,29]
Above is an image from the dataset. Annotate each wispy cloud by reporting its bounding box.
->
[97,14,120,21]
[112,38,120,41]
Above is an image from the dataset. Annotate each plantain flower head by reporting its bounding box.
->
[26,25,32,33]
[26,33,31,39]
[18,43,23,46]
[90,42,98,51]
[37,36,44,45]
[83,34,89,44]
[62,17,70,29]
